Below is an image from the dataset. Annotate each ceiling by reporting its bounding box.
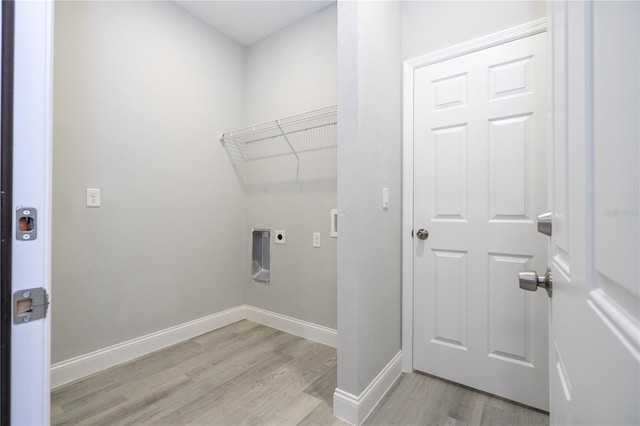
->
[178,1,335,46]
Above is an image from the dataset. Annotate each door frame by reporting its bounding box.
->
[0,1,14,422]
[10,0,54,423]
[401,18,547,372]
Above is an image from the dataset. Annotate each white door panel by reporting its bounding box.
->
[549,1,639,425]
[413,33,549,410]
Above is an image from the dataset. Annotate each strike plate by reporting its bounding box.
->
[14,287,49,324]
[16,207,37,241]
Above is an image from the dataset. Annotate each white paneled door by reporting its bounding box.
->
[548,2,639,424]
[413,33,549,410]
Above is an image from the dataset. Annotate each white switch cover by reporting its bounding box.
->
[275,230,286,244]
[86,188,101,207]
[382,187,389,209]
[313,232,321,248]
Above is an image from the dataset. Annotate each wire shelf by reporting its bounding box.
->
[220,105,337,185]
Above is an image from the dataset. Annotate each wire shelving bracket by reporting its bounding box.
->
[220,105,337,185]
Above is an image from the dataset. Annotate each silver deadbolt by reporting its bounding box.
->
[537,212,552,236]
[416,229,429,240]
[519,268,552,298]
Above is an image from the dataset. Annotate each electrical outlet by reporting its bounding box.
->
[86,188,101,207]
[313,232,321,248]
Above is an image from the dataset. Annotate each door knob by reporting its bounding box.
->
[416,229,429,240]
[519,268,552,298]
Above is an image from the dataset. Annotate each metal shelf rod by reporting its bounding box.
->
[237,121,337,145]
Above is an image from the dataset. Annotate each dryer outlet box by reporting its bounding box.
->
[274,230,286,244]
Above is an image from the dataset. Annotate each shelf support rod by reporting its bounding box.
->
[276,120,300,182]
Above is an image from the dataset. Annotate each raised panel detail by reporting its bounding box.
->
[489,114,532,221]
[432,73,467,111]
[431,250,468,350]
[489,56,532,99]
[433,125,467,220]
[488,254,533,366]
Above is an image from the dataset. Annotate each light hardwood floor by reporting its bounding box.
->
[365,373,549,426]
[52,320,549,426]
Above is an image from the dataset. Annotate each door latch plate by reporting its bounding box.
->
[13,287,49,324]
[16,207,37,241]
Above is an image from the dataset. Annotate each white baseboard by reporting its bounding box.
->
[50,306,245,389]
[333,351,403,425]
[243,305,337,348]
[50,304,337,389]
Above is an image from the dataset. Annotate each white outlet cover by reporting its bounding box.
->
[313,232,321,248]
[274,230,286,244]
[86,188,101,207]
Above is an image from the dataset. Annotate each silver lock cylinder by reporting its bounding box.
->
[416,229,429,240]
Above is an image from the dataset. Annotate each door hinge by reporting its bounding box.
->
[13,287,49,324]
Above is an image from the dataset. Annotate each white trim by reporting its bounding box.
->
[401,19,547,373]
[244,305,337,348]
[333,351,403,425]
[11,1,55,423]
[402,60,415,373]
[588,290,640,363]
[50,305,337,389]
[405,18,547,70]
[50,306,245,389]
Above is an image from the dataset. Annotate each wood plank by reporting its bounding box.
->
[299,402,349,426]
[149,351,295,425]
[190,344,336,425]
[77,375,193,426]
[303,363,337,406]
[260,392,322,426]
[365,372,548,426]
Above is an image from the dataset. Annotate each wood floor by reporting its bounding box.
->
[51,320,343,426]
[52,320,549,426]
[365,373,549,426]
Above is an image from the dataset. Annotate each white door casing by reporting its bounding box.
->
[406,23,549,410]
[548,1,639,424]
[11,0,54,424]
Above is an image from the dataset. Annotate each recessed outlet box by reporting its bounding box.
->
[274,230,286,244]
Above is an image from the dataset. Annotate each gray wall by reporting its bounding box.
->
[337,1,402,395]
[243,4,337,124]
[52,1,247,362]
[401,1,546,60]
[243,5,338,329]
